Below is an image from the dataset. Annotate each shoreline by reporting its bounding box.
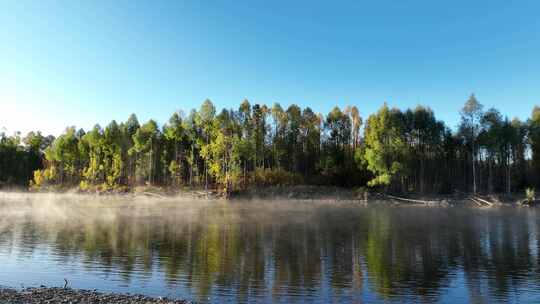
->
[0,185,535,208]
[0,286,190,304]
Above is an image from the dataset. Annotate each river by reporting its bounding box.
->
[0,193,539,303]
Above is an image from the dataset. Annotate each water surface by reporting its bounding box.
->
[1,194,539,303]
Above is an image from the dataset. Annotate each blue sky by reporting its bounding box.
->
[1,0,539,135]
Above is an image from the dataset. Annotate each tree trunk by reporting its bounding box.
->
[205,135,208,190]
[420,155,425,194]
[149,141,153,185]
[472,145,477,194]
[488,156,493,193]
[189,147,194,186]
[506,147,511,195]
[243,160,246,189]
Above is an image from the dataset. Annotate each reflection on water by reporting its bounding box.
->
[1,194,540,303]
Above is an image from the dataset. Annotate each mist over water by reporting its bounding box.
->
[1,193,540,303]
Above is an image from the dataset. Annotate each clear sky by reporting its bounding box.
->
[1,0,539,136]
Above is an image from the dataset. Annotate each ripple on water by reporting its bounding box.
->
[1,197,540,303]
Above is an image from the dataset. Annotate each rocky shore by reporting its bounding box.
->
[0,287,190,304]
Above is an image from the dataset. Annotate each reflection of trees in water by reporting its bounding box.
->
[363,208,455,302]
[1,204,540,302]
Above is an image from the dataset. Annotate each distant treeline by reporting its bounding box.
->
[2,95,540,194]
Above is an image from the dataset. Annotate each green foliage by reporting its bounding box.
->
[9,97,535,195]
[362,104,406,187]
[459,94,484,194]
[529,107,540,187]
[80,125,105,185]
[41,127,82,185]
[0,131,49,186]
[130,120,160,185]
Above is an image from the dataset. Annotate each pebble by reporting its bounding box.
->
[0,287,191,304]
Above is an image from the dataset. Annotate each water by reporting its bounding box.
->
[1,194,540,303]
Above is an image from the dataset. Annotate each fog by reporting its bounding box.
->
[2,192,538,303]
[0,192,333,238]
[0,191,352,221]
[0,192,215,227]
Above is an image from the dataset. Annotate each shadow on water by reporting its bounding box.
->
[1,193,540,303]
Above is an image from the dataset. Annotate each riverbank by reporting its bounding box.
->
[0,287,190,304]
[1,185,536,207]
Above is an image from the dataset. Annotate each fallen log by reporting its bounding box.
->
[384,194,430,205]
[141,192,166,199]
[473,196,494,207]
[467,196,495,207]
[469,197,484,207]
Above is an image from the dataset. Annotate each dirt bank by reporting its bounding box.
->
[1,185,535,208]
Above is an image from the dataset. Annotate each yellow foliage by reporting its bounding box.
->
[79,180,90,191]
[32,166,58,188]
[33,170,45,187]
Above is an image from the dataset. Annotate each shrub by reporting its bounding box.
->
[79,180,90,191]
[32,166,58,188]
[526,188,535,201]
[32,170,45,187]
[253,168,303,187]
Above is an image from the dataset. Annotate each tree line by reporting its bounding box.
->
[2,94,540,194]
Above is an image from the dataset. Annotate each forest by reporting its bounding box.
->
[1,94,540,195]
